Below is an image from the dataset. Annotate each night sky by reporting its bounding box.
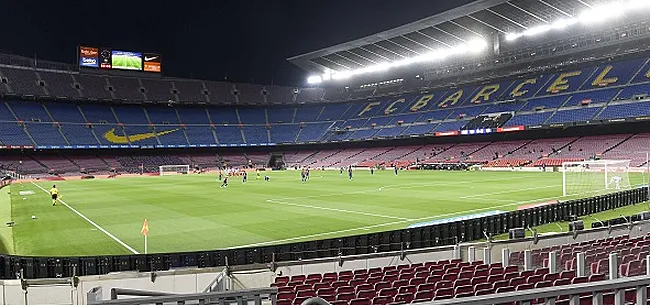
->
[4,0,473,86]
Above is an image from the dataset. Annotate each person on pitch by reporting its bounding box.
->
[49,185,59,206]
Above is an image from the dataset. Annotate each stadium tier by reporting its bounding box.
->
[2,55,650,148]
[273,234,650,305]
[5,132,650,174]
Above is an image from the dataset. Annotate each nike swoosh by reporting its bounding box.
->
[144,56,158,61]
[103,128,179,144]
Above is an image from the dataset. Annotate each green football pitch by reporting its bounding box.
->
[1,170,647,257]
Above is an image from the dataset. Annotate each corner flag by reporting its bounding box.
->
[141,219,149,236]
[141,219,149,254]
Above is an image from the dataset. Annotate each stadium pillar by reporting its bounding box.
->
[647,255,650,276]
[576,252,586,277]
[548,251,558,274]
[592,292,603,305]
[482,248,491,265]
[524,250,533,271]
[637,285,648,305]
[453,245,461,260]
[544,297,556,305]
[501,248,510,266]
[609,252,619,280]
[467,246,476,263]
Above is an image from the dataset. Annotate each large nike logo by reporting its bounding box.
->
[103,128,179,144]
[144,56,158,61]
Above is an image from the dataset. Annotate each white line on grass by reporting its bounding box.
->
[230,197,555,249]
[31,182,139,254]
[266,199,412,221]
[460,185,561,199]
[269,176,534,202]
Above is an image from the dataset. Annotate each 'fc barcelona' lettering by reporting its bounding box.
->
[471,85,500,104]
[410,95,434,112]
[546,71,582,93]
[591,65,618,87]
[510,78,537,98]
[439,90,463,108]
[384,98,405,115]
[358,102,380,116]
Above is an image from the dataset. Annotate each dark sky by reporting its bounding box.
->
[4,0,473,86]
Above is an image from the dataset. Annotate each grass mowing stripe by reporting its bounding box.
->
[31,182,139,254]
[266,199,412,220]
[459,185,562,199]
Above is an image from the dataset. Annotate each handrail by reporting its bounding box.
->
[424,275,650,305]
[88,287,277,305]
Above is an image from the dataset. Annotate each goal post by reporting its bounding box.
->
[562,160,631,197]
[159,165,190,176]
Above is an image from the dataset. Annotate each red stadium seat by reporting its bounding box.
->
[350,299,371,305]
[357,290,377,299]
[413,290,434,302]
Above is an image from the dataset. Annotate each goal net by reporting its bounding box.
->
[159,165,190,176]
[562,160,631,197]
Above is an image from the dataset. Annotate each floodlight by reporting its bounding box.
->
[307,75,322,84]
[524,25,550,37]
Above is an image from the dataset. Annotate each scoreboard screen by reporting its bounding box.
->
[79,46,161,73]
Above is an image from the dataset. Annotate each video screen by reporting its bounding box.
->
[79,46,99,68]
[111,50,142,70]
[79,46,161,73]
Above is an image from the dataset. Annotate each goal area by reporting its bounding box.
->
[562,160,631,197]
[159,165,190,176]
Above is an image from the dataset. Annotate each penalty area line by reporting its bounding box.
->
[31,182,139,254]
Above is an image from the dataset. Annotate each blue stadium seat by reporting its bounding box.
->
[146,106,181,124]
[215,126,244,144]
[244,126,270,144]
[597,101,650,120]
[238,108,267,124]
[547,108,601,124]
[267,107,296,123]
[45,102,85,123]
[25,123,67,146]
[176,107,211,124]
[270,125,300,143]
[0,122,32,145]
[504,112,553,127]
[184,126,217,145]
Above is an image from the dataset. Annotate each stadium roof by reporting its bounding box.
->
[289,0,610,74]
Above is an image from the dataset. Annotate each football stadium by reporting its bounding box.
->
[3,0,650,304]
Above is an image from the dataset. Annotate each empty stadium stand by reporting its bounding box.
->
[2,54,650,150]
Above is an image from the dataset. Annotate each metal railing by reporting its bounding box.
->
[87,287,277,305]
[423,275,650,305]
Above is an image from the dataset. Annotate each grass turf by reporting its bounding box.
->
[6,170,648,257]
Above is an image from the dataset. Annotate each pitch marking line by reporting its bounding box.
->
[460,185,561,199]
[236,191,573,249]
[266,199,412,221]
[231,198,540,249]
[269,176,536,202]
[31,182,140,254]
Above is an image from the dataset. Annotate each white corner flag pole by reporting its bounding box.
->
[144,235,148,255]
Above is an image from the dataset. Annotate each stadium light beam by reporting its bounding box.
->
[307,75,322,84]
[505,0,640,42]
[308,38,488,83]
